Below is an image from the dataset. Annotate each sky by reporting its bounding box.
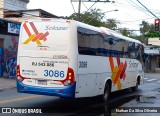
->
[27,0,160,33]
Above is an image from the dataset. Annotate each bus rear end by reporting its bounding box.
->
[17,19,76,98]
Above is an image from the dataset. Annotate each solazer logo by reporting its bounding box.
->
[45,25,69,30]
[23,22,49,45]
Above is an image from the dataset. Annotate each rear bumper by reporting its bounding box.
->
[17,81,76,98]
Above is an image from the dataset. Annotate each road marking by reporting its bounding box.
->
[0,95,42,104]
[146,79,157,82]
[144,78,148,80]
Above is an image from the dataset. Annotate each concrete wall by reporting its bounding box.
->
[4,0,28,10]
[0,0,29,18]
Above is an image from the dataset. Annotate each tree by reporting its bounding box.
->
[139,20,160,38]
[69,8,107,27]
[119,28,131,36]
[140,21,152,35]
[69,8,120,28]
[106,19,119,30]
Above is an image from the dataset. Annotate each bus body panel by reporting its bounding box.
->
[17,19,77,98]
[17,81,76,98]
[76,55,144,97]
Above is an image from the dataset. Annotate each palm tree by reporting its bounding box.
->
[140,21,151,35]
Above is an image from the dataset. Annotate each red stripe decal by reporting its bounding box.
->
[23,23,31,36]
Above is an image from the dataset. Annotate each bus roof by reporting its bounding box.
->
[100,27,141,44]
[24,18,142,44]
[74,20,142,44]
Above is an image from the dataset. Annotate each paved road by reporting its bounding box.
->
[0,73,159,116]
[113,73,160,116]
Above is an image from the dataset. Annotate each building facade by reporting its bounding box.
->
[0,0,60,78]
[0,0,29,78]
[0,18,20,78]
[0,0,29,18]
[144,45,160,72]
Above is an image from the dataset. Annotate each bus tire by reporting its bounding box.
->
[103,82,110,102]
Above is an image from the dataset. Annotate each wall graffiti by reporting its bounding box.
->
[2,36,18,78]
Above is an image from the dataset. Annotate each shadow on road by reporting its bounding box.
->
[27,88,139,116]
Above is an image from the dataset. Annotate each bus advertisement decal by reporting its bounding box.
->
[109,57,127,90]
[23,22,49,45]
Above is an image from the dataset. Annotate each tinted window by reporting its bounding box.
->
[77,27,143,59]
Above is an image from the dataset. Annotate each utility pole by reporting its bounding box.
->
[77,0,81,21]
[71,0,111,21]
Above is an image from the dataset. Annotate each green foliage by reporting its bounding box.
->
[139,20,158,44]
[140,21,151,35]
[144,31,160,37]
[69,8,118,28]
[106,19,119,30]
[119,28,131,36]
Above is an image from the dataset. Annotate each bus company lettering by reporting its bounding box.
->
[45,25,69,30]
[79,61,87,68]
[129,60,139,68]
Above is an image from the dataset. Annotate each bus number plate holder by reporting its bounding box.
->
[38,80,47,85]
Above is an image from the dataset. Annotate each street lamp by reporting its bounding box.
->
[103,9,118,14]
[87,9,118,23]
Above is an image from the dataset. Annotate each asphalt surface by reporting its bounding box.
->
[0,73,160,116]
[0,77,16,92]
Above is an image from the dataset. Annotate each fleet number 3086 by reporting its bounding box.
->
[44,70,65,78]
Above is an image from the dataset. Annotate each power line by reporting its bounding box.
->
[136,0,159,19]
[125,0,153,18]
[115,1,159,19]
[121,17,158,23]
[117,0,158,13]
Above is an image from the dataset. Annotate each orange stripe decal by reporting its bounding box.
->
[32,33,43,42]
[39,31,49,41]
[114,63,124,84]
[109,57,127,90]
[111,66,119,84]
[109,57,114,72]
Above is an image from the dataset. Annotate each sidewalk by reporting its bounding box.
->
[0,77,16,91]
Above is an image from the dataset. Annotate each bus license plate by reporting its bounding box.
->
[38,80,47,85]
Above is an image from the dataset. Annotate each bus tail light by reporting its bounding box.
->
[17,65,20,77]
[59,68,75,86]
[17,76,24,82]
[17,65,30,82]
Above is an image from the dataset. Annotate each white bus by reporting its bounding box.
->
[17,18,144,102]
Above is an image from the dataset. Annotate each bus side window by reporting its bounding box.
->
[128,41,136,59]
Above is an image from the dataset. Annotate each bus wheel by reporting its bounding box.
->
[103,83,110,102]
